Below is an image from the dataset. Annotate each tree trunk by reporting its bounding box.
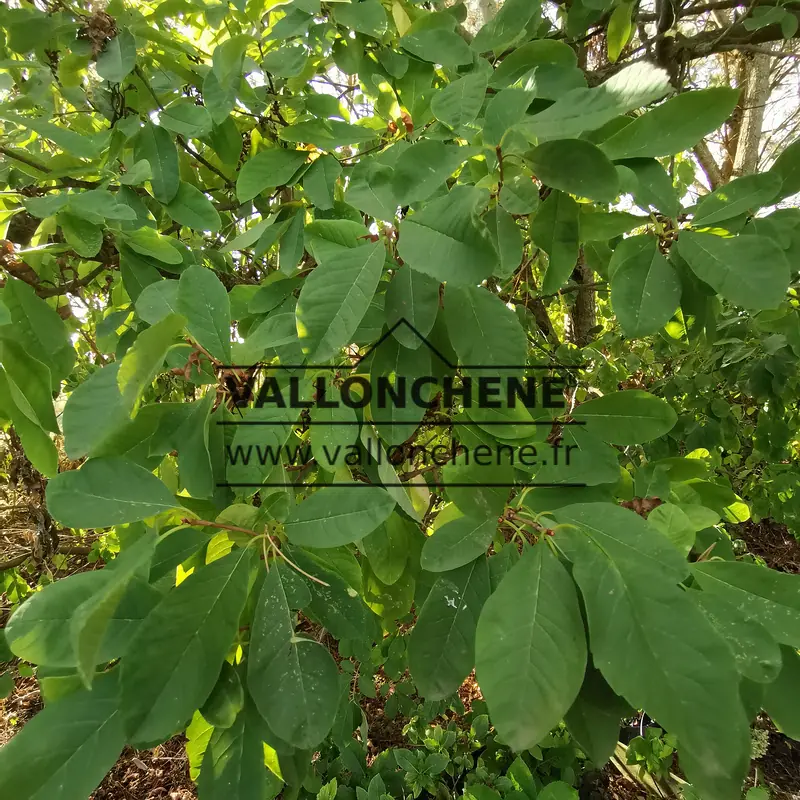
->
[566,256,597,348]
[731,51,773,177]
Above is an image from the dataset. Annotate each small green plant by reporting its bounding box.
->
[626,728,678,782]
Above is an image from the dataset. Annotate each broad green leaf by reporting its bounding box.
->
[345,157,400,220]
[476,543,587,751]
[400,23,472,67]
[117,313,185,410]
[484,86,536,147]
[0,111,104,160]
[150,526,209,583]
[0,671,126,800]
[609,235,680,337]
[519,62,671,141]
[295,240,385,361]
[529,139,619,202]
[534,425,621,487]
[554,504,751,800]
[71,532,158,687]
[198,702,284,799]
[178,265,232,361]
[472,0,542,51]
[692,590,782,684]
[692,173,782,226]
[445,285,526,377]
[236,148,307,202]
[572,390,677,445]
[284,486,396,547]
[133,122,180,203]
[279,120,376,149]
[490,40,577,89]
[333,0,388,37]
[248,563,339,748]
[5,573,159,668]
[763,646,800,741]
[177,391,216,498]
[303,154,342,210]
[261,43,308,77]
[600,88,740,160]
[121,547,253,744]
[201,662,244,730]
[136,280,180,325]
[58,212,102,258]
[361,514,411,585]
[646,502,696,554]
[62,363,129,459]
[565,666,630,765]
[676,231,789,310]
[421,516,496,572]
[123,226,184,265]
[46,457,177,528]
[159,101,213,138]
[499,174,540,215]
[0,337,58,432]
[96,28,137,83]
[619,157,680,217]
[1,277,73,385]
[163,182,222,232]
[392,141,473,205]
[409,557,491,700]
[692,561,800,649]
[606,1,634,62]
[384,267,439,350]
[532,190,580,295]
[398,186,498,286]
[769,136,800,200]
[431,72,487,130]
[580,210,644,241]
[486,205,524,278]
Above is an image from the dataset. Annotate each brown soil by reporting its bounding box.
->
[731,518,800,574]
[745,719,800,800]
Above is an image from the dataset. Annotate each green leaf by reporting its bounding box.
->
[692,561,800,650]
[565,666,630,765]
[96,28,137,83]
[71,532,158,687]
[531,190,580,295]
[572,390,677,445]
[769,137,800,200]
[646,502,696,555]
[484,86,536,148]
[361,514,411,585]
[5,572,159,667]
[0,671,126,800]
[123,226,184,265]
[692,173,782,226]
[136,280,180,325]
[692,590,782,684]
[248,563,339,748]
[295,240,385,362]
[445,285,527,376]
[118,313,185,410]
[333,0,388,37]
[0,337,58,432]
[606,1,634,63]
[486,205,524,279]
[519,62,671,141]
[529,139,619,202]
[178,265,232,362]
[236,148,307,203]
[303,154,342,210]
[421,516,496,572]
[0,112,104,160]
[46,457,177,529]
[284,487,396,547]
[384,267,439,350]
[163,182,222,232]
[120,547,253,744]
[472,0,541,51]
[499,174,540,215]
[58,212,103,258]
[600,88,740,160]
[279,120,376,149]
[475,543,587,751]
[198,701,284,799]
[398,187,498,286]
[410,557,491,700]
[400,23,472,67]
[609,235,680,337]
[554,504,751,800]
[159,101,214,138]
[392,141,473,206]
[763,646,800,741]
[676,231,790,310]
[431,72,487,130]
[490,40,577,90]
[619,158,679,217]
[133,122,180,203]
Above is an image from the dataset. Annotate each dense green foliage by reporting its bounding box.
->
[1,1,800,799]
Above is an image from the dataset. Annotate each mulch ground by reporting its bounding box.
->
[731,518,800,573]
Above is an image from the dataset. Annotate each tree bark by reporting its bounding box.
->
[731,50,774,176]
[566,255,597,348]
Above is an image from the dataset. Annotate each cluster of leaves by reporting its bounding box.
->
[2,1,800,800]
